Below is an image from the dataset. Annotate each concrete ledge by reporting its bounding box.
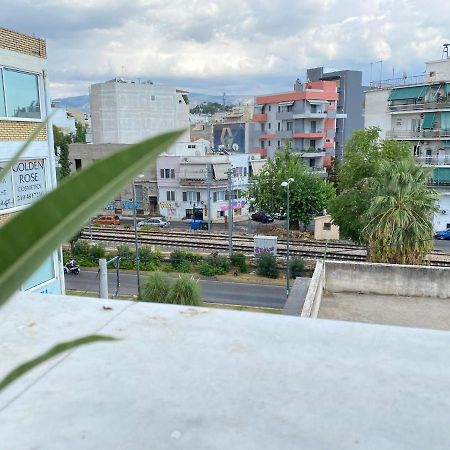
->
[301,260,324,318]
[283,277,311,316]
[325,261,450,299]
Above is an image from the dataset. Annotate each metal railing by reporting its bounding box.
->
[415,156,450,165]
[386,129,450,139]
[388,101,450,112]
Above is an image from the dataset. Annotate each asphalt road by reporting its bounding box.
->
[434,238,450,253]
[65,269,286,309]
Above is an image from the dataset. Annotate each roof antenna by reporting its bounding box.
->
[443,43,449,59]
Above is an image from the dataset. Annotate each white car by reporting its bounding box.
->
[137,217,170,228]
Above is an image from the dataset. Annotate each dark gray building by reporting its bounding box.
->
[306,67,365,160]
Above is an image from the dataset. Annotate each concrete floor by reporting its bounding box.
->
[319,292,450,331]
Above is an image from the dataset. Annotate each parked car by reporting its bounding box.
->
[272,212,287,220]
[137,217,170,228]
[251,212,274,223]
[435,228,450,240]
[93,214,120,225]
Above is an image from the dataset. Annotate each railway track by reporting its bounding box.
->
[79,227,450,267]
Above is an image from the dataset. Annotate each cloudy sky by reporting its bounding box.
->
[2,0,449,98]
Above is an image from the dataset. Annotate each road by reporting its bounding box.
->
[434,239,450,253]
[64,269,286,309]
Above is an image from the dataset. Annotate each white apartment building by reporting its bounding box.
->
[157,152,265,222]
[365,53,450,231]
[0,27,63,295]
[90,79,190,146]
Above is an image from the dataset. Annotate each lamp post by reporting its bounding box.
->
[132,174,144,298]
[281,178,294,300]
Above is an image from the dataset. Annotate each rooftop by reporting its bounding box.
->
[2,292,450,449]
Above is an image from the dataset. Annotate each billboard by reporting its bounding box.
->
[213,122,246,153]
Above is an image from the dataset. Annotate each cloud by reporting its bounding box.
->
[4,0,447,97]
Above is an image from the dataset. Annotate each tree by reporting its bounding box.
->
[74,122,86,143]
[53,125,72,180]
[246,144,334,228]
[327,127,413,242]
[363,159,438,264]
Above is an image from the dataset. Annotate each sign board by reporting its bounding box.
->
[254,235,277,256]
[0,158,46,211]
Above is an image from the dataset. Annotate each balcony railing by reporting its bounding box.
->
[415,156,450,166]
[386,129,450,139]
[388,101,450,112]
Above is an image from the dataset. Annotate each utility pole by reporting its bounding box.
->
[132,183,141,298]
[227,168,233,257]
[207,164,212,231]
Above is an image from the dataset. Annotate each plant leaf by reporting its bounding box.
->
[0,118,50,181]
[0,334,115,391]
[0,129,183,308]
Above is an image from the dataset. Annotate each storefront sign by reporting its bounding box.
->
[0,158,46,210]
[220,199,246,212]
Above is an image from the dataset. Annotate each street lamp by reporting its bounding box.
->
[132,174,144,298]
[281,178,294,300]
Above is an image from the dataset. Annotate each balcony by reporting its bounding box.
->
[292,132,324,139]
[252,113,267,122]
[276,130,294,139]
[415,156,450,166]
[275,111,294,120]
[388,101,450,113]
[292,112,327,119]
[259,133,276,140]
[386,129,450,140]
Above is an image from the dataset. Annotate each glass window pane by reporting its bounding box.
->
[23,256,55,290]
[0,70,6,117]
[4,69,40,119]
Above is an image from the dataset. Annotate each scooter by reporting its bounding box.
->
[64,259,80,275]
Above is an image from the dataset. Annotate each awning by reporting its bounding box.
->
[442,112,450,131]
[213,163,230,180]
[422,112,436,130]
[179,164,207,180]
[307,100,329,105]
[388,85,428,101]
[250,160,266,176]
[278,101,294,106]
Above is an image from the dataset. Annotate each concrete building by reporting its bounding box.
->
[89,78,190,146]
[307,67,365,160]
[364,53,450,231]
[252,80,344,171]
[0,27,63,295]
[157,151,265,222]
[313,214,340,240]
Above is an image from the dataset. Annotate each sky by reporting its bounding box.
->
[2,0,449,99]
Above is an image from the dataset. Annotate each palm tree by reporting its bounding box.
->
[363,159,438,265]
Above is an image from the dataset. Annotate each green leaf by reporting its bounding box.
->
[0,129,183,308]
[0,119,49,180]
[0,334,115,391]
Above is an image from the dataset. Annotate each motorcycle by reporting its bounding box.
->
[64,259,80,275]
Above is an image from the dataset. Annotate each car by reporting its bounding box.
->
[137,217,170,228]
[273,212,287,220]
[251,212,274,223]
[93,214,120,225]
[435,228,450,240]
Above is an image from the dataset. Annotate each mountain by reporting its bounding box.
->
[53,93,254,114]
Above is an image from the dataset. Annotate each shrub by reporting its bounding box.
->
[88,243,105,260]
[205,254,230,272]
[198,262,221,277]
[170,249,188,270]
[168,275,203,306]
[153,248,164,263]
[230,252,248,273]
[185,252,203,263]
[123,224,131,229]
[138,246,159,265]
[117,244,133,259]
[289,256,304,279]
[73,240,90,257]
[178,260,192,273]
[256,252,279,279]
[141,271,172,303]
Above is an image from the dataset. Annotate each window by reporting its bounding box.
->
[287,105,293,112]
[268,105,271,111]
[135,185,144,202]
[323,222,331,231]
[261,141,265,149]
[182,191,200,202]
[278,106,281,112]
[1,69,41,119]
[75,159,82,171]
[170,168,175,178]
[277,122,281,131]
[161,168,175,179]
[268,141,271,147]
[151,95,156,101]
[309,140,316,149]
[311,104,317,113]
[0,70,5,117]
[166,191,175,201]
[160,168,164,178]
[268,122,271,129]
[278,140,281,148]
[213,191,226,202]
[164,168,170,178]
[244,167,247,176]
[286,121,293,131]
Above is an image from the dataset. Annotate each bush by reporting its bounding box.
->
[168,275,203,306]
[230,252,248,273]
[138,246,159,265]
[256,252,279,279]
[289,256,304,279]
[73,240,90,257]
[141,271,172,303]
[185,252,203,263]
[205,255,230,272]
[178,260,192,273]
[198,262,222,277]
[170,249,188,270]
[123,224,131,229]
[88,243,105,260]
[117,244,133,259]
[153,248,164,263]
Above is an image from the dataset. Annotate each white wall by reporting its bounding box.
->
[364,89,391,138]
[434,191,450,231]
